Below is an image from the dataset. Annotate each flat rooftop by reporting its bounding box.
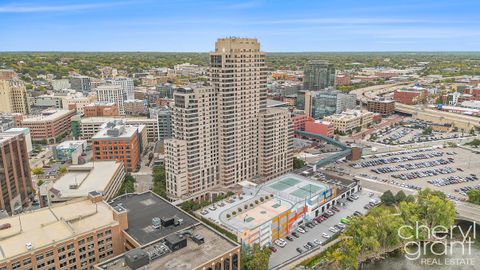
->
[22,109,72,123]
[109,192,197,246]
[263,173,330,202]
[97,224,238,270]
[225,198,292,231]
[50,161,122,200]
[0,199,117,262]
[92,124,144,140]
[56,140,86,149]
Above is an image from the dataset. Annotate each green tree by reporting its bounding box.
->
[395,190,407,203]
[293,157,305,169]
[380,190,396,205]
[59,167,68,174]
[467,189,480,204]
[325,239,359,270]
[117,174,135,196]
[241,243,271,270]
[32,167,45,176]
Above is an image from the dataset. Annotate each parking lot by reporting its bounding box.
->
[268,189,379,269]
[370,123,474,146]
[333,147,479,201]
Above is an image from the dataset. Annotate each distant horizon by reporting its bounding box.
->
[1,0,480,51]
[1,50,480,54]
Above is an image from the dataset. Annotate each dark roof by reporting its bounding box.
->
[109,192,198,246]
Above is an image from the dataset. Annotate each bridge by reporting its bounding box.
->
[294,130,352,167]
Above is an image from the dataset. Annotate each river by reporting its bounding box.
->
[364,221,480,270]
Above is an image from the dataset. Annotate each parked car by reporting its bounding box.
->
[296,247,303,253]
[291,232,299,238]
[314,239,322,245]
[322,233,331,239]
[269,246,277,253]
[286,235,293,241]
[297,227,306,234]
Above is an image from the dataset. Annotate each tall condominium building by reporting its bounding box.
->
[259,108,293,180]
[165,86,219,197]
[0,70,30,115]
[165,38,292,200]
[211,37,267,187]
[106,77,134,100]
[0,132,33,214]
[69,75,91,92]
[96,85,125,115]
[303,60,335,91]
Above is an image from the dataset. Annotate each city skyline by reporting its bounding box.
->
[1,0,480,52]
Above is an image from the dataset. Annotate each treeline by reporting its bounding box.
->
[304,189,455,270]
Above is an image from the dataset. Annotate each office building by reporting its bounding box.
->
[106,77,135,100]
[84,103,119,117]
[51,79,71,91]
[324,109,374,134]
[40,161,125,205]
[123,99,147,116]
[258,108,293,180]
[69,75,91,92]
[296,90,306,110]
[149,107,172,142]
[0,194,126,270]
[0,70,30,115]
[96,85,125,115]
[33,94,64,108]
[95,192,241,270]
[156,83,175,99]
[20,109,76,143]
[61,93,97,114]
[52,140,87,164]
[0,114,18,132]
[303,60,335,91]
[304,119,335,137]
[0,132,33,214]
[367,98,395,115]
[336,92,357,114]
[92,121,147,172]
[308,90,338,119]
[165,38,292,200]
[393,88,428,105]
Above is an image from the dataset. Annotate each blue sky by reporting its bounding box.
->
[1,0,479,52]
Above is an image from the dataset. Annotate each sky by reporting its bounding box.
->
[0,0,479,52]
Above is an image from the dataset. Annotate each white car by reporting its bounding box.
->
[200,210,209,215]
[314,239,322,245]
[322,233,330,239]
[297,227,306,234]
[329,227,339,233]
[275,239,286,247]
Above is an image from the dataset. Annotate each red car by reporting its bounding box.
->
[269,246,277,253]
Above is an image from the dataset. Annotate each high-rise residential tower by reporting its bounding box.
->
[210,37,267,187]
[0,132,33,214]
[107,77,135,100]
[165,38,292,200]
[303,60,336,91]
[0,70,30,115]
[96,85,125,114]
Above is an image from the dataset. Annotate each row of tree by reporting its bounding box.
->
[321,189,455,270]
